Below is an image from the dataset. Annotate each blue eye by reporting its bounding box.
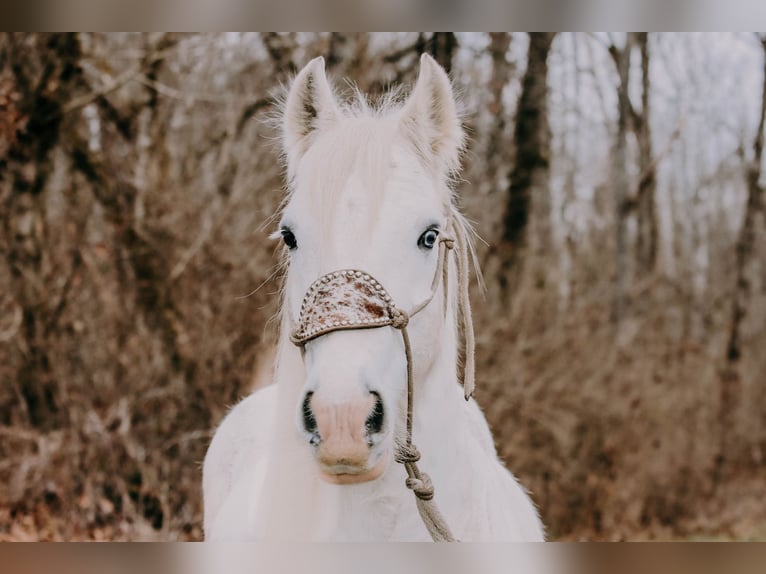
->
[281,226,298,250]
[418,228,439,250]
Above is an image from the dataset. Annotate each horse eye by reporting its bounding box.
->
[281,227,298,250]
[417,228,439,250]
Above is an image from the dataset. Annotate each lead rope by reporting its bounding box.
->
[454,219,476,400]
[388,220,475,542]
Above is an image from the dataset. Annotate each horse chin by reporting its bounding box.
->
[317,449,390,485]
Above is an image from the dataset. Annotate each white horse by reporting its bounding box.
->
[203,54,545,542]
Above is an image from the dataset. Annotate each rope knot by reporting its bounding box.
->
[442,237,455,250]
[389,307,409,329]
[394,443,421,464]
[405,473,435,501]
[289,329,303,346]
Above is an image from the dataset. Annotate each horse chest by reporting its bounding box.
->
[315,475,431,541]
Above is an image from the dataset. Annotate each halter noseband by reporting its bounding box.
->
[289,235,453,346]
[288,218,476,542]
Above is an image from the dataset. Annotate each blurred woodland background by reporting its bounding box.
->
[1,32,765,541]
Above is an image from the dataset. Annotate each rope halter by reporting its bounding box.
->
[288,217,476,542]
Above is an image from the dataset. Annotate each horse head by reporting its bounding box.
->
[278,54,464,485]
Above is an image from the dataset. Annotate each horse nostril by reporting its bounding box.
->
[302,391,320,445]
[365,391,385,437]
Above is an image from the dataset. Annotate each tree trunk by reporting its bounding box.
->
[713,36,766,484]
[1,33,84,428]
[726,37,766,363]
[612,35,633,324]
[635,33,658,275]
[426,33,458,74]
[262,33,298,79]
[499,32,556,293]
[486,33,512,177]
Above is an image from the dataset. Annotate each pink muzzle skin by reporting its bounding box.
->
[310,390,388,485]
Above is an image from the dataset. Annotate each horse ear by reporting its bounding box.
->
[283,57,341,166]
[400,53,464,173]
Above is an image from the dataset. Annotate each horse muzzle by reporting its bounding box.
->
[289,234,458,489]
[307,391,390,484]
[317,450,390,485]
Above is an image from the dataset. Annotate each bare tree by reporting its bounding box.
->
[727,35,766,363]
[486,33,513,184]
[1,33,85,428]
[635,33,658,275]
[424,32,458,73]
[605,33,660,321]
[500,32,556,293]
[610,33,635,324]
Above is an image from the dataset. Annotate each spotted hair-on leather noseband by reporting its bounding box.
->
[290,269,409,346]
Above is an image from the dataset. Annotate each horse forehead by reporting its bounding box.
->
[295,141,436,232]
[337,163,429,221]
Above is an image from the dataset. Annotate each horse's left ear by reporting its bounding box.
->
[400,53,464,173]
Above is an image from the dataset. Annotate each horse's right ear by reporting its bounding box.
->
[283,57,341,168]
